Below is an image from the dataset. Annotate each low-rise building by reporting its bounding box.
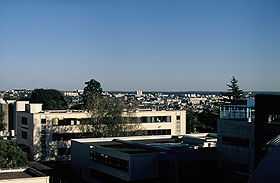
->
[218,95,280,178]
[15,101,187,160]
[71,134,217,182]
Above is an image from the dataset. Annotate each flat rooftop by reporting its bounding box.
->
[77,134,217,155]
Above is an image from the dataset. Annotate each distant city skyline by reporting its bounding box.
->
[0,0,280,91]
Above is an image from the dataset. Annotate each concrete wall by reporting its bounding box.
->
[217,119,255,171]
[218,119,254,139]
[130,154,158,181]
[126,110,187,135]
[16,111,36,158]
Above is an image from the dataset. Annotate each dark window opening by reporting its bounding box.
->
[41,119,46,124]
[21,131,27,139]
[140,116,171,123]
[22,117,28,125]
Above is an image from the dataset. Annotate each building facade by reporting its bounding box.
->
[217,99,255,175]
[15,101,187,160]
[71,134,217,182]
[218,95,280,181]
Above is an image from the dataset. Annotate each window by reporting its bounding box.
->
[140,129,171,135]
[41,119,46,124]
[21,117,28,125]
[140,116,171,123]
[176,115,181,120]
[21,131,27,139]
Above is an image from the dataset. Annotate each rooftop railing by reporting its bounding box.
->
[220,105,255,122]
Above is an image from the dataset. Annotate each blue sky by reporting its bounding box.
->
[0,0,279,91]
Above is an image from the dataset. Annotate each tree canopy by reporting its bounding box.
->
[30,89,68,110]
[0,140,27,168]
[82,79,103,109]
[186,107,218,133]
[227,76,243,101]
[81,79,139,137]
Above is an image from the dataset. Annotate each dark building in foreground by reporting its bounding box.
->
[217,94,280,181]
[71,134,218,183]
[254,95,280,165]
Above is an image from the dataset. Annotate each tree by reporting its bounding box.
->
[186,107,197,133]
[0,140,27,168]
[196,110,219,133]
[30,89,68,110]
[82,79,103,109]
[227,76,243,101]
[81,79,140,137]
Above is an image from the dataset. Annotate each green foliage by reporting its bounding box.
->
[196,110,218,133]
[81,79,139,137]
[87,96,126,137]
[82,79,103,109]
[187,107,218,133]
[30,89,68,110]
[227,76,243,100]
[0,140,27,169]
[186,108,196,133]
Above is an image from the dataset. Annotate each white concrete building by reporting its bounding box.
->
[15,101,187,160]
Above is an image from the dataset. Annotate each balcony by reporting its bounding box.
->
[220,105,255,122]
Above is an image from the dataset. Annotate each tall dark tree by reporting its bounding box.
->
[227,76,243,101]
[0,140,27,168]
[82,79,103,109]
[30,89,68,110]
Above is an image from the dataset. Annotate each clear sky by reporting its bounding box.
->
[0,0,279,91]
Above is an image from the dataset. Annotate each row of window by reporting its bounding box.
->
[40,115,182,126]
[140,129,171,136]
[140,116,172,123]
[90,151,129,171]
